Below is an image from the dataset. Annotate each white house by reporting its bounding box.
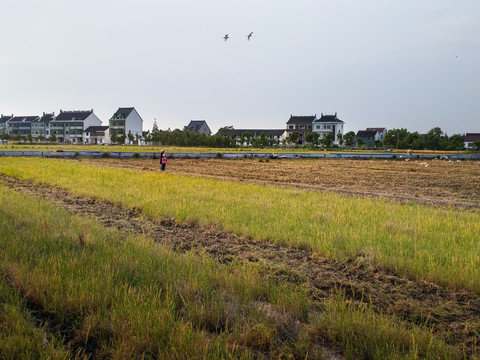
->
[366,127,387,142]
[109,107,143,144]
[312,113,345,145]
[84,126,110,145]
[50,110,102,144]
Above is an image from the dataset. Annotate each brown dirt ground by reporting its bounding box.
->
[77,157,480,210]
[0,171,479,358]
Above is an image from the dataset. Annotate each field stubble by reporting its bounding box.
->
[80,157,480,209]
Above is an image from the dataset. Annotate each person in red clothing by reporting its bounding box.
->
[160,153,167,171]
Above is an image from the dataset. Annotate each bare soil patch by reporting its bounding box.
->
[1,173,479,357]
[77,157,480,210]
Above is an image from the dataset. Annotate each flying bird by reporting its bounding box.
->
[247,32,253,41]
[223,34,229,41]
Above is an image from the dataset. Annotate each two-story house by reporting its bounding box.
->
[185,120,212,136]
[312,113,345,145]
[286,115,315,145]
[108,107,143,144]
[356,130,378,148]
[50,110,102,143]
[366,127,387,142]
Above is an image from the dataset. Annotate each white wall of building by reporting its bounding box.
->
[125,109,143,142]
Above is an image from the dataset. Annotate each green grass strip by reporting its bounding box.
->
[0,157,479,293]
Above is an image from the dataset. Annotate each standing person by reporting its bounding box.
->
[159,149,165,170]
[160,153,167,171]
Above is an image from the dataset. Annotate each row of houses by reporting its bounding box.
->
[0,107,143,145]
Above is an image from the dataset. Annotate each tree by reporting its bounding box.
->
[374,140,383,149]
[27,134,33,143]
[110,132,118,144]
[337,132,344,147]
[288,132,299,145]
[322,132,334,148]
[356,137,364,147]
[384,128,409,149]
[127,130,135,145]
[216,126,234,136]
[343,131,356,148]
[240,131,253,146]
[152,118,159,135]
[306,131,320,147]
[474,140,480,151]
[117,134,127,145]
[48,133,57,143]
[425,127,443,150]
[446,134,464,151]
[38,135,45,142]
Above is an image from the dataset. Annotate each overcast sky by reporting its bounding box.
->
[1,0,479,135]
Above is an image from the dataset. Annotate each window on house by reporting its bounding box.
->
[288,125,293,129]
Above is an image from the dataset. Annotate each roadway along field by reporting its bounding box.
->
[78,157,480,209]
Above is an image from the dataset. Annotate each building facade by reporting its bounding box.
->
[312,113,345,145]
[185,120,212,136]
[84,126,110,145]
[108,107,143,144]
[286,115,315,145]
[50,110,102,143]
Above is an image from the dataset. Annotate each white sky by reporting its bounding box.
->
[1,0,479,135]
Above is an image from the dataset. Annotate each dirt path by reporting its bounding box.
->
[1,173,479,356]
[76,158,480,210]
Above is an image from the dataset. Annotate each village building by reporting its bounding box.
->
[50,110,102,143]
[312,113,345,145]
[7,115,40,137]
[185,120,212,136]
[464,133,480,149]
[365,127,387,142]
[84,126,110,145]
[0,114,13,135]
[31,112,55,140]
[356,130,378,148]
[108,107,143,144]
[286,115,314,145]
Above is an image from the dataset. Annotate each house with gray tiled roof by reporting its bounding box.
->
[109,107,143,144]
[356,130,378,148]
[185,120,212,136]
[286,115,315,145]
[0,114,13,135]
[464,133,480,149]
[7,116,40,137]
[84,126,110,145]
[366,127,387,142]
[50,109,102,143]
[31,112,55,139]
[312,113,345,145]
